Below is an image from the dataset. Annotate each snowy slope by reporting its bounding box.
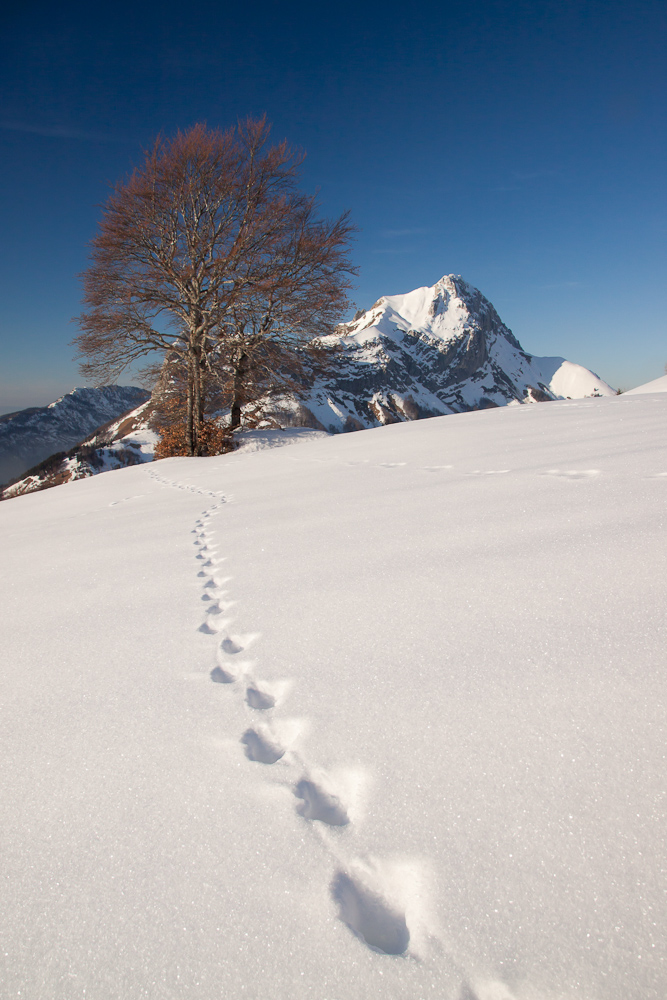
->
[1,398,157,499]
[625,373,667,394]
[0,385,150,484]
[268,275,616,431]
[1,394,665,1000]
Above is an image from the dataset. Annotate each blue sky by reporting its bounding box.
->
[0,0,665,412]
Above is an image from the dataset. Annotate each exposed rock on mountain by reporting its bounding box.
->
[263,275,616,431]
[0,386,150,484]
[2,276,616,500]
[1,398,155,500]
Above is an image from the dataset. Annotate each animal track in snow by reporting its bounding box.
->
[198,620,226,635]
[543,468,600,479]
[220,636,244,655]
[379,461,407,468]
[421,464,453,472]
[148,469,224,498]
[210,665,236,684]
[241,726,286,764]
[204,603,227,618]
[162,467,437,962]
[295,778,349,826]
[245,685,276,710]
[331,870,410,955]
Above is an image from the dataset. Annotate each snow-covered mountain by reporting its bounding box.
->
[2,393,665,1000]
[0,385,151,484]
[268,275,616,430]
[1,396,157,500]
[2,277,617,499]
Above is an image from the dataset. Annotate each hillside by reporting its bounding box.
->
[1,397,157,500]
[1,393,665,1000]
[0,385,150,484]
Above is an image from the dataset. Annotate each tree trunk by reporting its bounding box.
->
[192,352,203,455]
[185,359,195,456]
[230,351,248,431]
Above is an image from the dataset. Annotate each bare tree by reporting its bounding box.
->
[73,118,356,455]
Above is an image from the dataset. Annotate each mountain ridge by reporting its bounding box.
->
[2,275,616,499]
[0,385,151,484]
[263,274,615,431]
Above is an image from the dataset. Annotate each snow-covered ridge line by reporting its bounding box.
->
[1,398,156,500]
[0,385,150,485]
[262,274,616,432]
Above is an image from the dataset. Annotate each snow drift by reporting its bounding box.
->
[1,392,665,1000]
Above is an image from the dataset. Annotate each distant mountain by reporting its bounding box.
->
[1,397,155,500]
[2,276,617,501]
[263,274,616,430]
[0,386,151,484]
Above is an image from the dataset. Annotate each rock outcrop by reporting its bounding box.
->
[261,275,615,431]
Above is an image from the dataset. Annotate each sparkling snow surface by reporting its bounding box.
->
[1,395,666,1000]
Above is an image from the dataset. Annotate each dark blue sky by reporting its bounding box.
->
[1,0,665,411]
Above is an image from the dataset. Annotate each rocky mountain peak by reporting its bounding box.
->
[264,275,615,432]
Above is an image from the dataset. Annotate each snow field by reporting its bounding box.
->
[1,392,665,999]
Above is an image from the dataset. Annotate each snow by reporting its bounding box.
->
[1,394,666,1000]
[309,276,616,433]
[534,358,615,398]
[625,373,667,394]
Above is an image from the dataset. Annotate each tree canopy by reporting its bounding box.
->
[74,118,357,454]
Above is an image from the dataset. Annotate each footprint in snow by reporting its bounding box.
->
[241,726,286,764]
[210,665,236,684]
[294,778,349,826]
[331,870,409,955]
[205,603,226,617]
[220,636,244,655]
[198,621,223,635]
[245,685,276,710]
[380,462,407,468]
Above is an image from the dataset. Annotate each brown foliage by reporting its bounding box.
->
[73,118,357,454]
[152,394,234,460]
